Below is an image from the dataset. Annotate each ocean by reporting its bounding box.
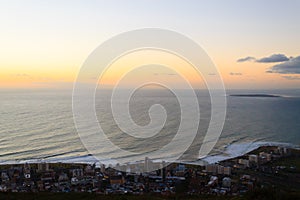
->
[0,89,299,165]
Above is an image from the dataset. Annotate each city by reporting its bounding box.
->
[0,146,299,199]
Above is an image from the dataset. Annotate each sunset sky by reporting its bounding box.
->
[0,0,299,89]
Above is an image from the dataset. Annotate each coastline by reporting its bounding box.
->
[0,141,298,167]
[0,142,299,197]
[200,141,299,164]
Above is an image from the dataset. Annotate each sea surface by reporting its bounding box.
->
[0,89,299,165]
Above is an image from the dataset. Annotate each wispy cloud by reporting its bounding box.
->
[281,75,300,80]
[237,56,255,62]
[153,73,177,76]
[229,72,243,76]
[12,73,33,79]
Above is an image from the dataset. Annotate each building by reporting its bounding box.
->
[206,164,217,174]
[58,173,69,182]
[217,165,224,175]
[100,164,106,173]
[222,177,231,188]
[24,163,31,179]
[259,152,272,163]
[208,176,218,187]
[110,175,125,186]
[174,164,186,177]
[37,162,49,172]
[1,172,9,182]
[71,168,83,178]
[238,159,250,168]
[248,155,258,163]
[223,167,231,175]
[275,147,291,156]
[206,164,231,175]
[85,165,95,176]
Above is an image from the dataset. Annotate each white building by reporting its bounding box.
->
[238,159,250,168]
[248,155,258,163]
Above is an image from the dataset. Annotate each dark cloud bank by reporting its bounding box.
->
[256,54,289,63]
[269,56,300,74]
[237,54,289,63]
[237,53,300,75]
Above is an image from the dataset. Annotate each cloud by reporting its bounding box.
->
[268,56,300,74]
[229,72,243,76]
[153,73,177,76]
[32,81,74,89]
[237,54,289,63]
[238,53,300,75]
[281,75,300,80]
[237,56,256,62]
[12,73,33,79]
[256,54,289,63]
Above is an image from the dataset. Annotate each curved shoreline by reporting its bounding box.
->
[200,141,299,164]
[0,142,298,166]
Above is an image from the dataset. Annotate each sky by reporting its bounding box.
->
[0,0,300,89]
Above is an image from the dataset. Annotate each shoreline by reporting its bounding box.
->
[201,141,299,164]
[0,143,299,197]
[0,141,298,167]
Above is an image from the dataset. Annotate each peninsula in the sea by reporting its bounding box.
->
[230,94,281,98]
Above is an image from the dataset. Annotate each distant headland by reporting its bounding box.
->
[230,94,281,98]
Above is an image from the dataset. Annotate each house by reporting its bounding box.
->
[37,163,49,172]
[110,175,125,186]
[248,155,258,163]
[71,168,83,178]
[1,172,9,182]
[222,177,231,188]
[84,165,95,177]
[58,172,69,182]
[207,176,218,187]
[238,159,250,168]
[205,164,217,174]
[223,167,231,175]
